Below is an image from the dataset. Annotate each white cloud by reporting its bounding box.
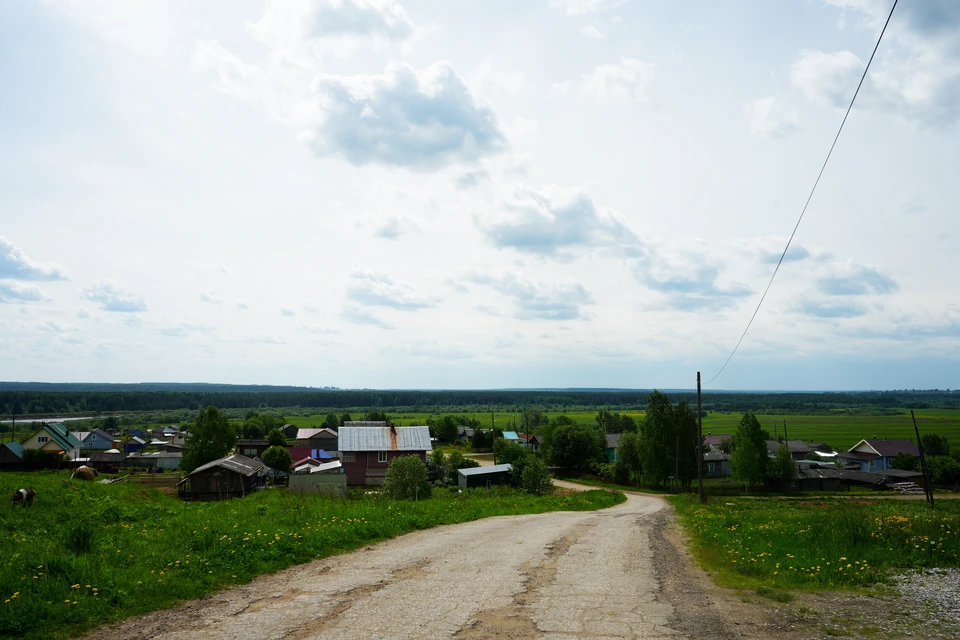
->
[373,216,420,239]
[192,40,272,106]
[462,271,594,321]
[302,62,508,168]
[744,96,800,138]
[82,282,148,313]
[39,319,79,333]
[0,237,68,281]
[248,0,416,64]
[815,261,897,296]
[0,282,50,304]
[340,305,394,329]
[478,184,642,257]
[580,57,653,102]
[236,301,250,310]
[160,323,213,338]
[345,269,435,309]
[549,0,627,15]
[630,242,752,311]
[580,25,606,40]
[790,50,862,106]
[281,308,296,317]
[472,58,528,94]
[199,293,223,305]
[75,307,91,319]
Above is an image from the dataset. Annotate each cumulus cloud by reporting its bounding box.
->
[794,2,960,126]
[160,323,213,338]
[302,62,508,168]
[478,184,642,257]
[346,269,434,309]
[816,262,897,296]
[631,246,752,312]
[455,170,489,189]
[248,0,416,64]
[199,293,223,305]
[75,307,91,319]
[83,282,148,313]
[0,282,50,304]
[580,25,606,39]
[744,96,800,138]
[193,40,272,105]
[373,216,420,239]
[0,237,68,281]
[281,308,296,317]
[462,271,593,321]
[795,298,868,319]
[581,57,653,102]
[39,319,78,333]
[340,305,395,329]
[550,0,627,15]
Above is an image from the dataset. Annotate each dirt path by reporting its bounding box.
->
[88,488,779,640]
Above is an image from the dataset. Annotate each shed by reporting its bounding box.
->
[281,424,299,438]
[89,451,127,472]
[126,451,182,471]
[459,464,513,489]
[290,460,346,497]
[177,454,266,501]
[0,441,24,466]
[604,433,621,462]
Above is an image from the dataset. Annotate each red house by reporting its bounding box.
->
[338,424,431,486]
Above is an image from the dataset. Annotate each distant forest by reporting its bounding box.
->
[0,383,958,417]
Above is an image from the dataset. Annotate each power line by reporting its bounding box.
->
[705,0,899,387]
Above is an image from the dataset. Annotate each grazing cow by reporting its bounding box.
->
[12,488,36,507]
[71,465,97,481]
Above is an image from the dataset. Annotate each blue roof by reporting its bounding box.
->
[3,442,24,459]
[458,463,513,477]
[502,431,520,440]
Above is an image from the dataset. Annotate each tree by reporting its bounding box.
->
[267,428,285,447]
[550,423,602,473]
[181,406,236,473]
[433,416,458,444]
[338,413,352,426]
[597,411,637,434]
[471,429,488,449]
[520,409,548,433]
[521,457,553,495]
[891,452,919,471]
[674,401,701,488]
[322,414,340,431]
[262,446,292,478]
[445,450,479,482]
[364,410,389,423]
[922,433,950,457]
[383,455,431,500]
[640,391,676,486]
[767,443,797,487]
[926,455,960,485]
[614,431,642,483]
[730,413,767,490]
[242,419,265,439]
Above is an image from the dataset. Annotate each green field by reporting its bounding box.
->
[0,472,623,640]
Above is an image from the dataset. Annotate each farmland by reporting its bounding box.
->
[0,472,622,640]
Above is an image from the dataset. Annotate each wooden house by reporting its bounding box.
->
[838,439,920,472]
[22,423,82,460]
[236,439,271,459]
[177,454,266,501]
[338,425,431,485]
[295,428,338,455]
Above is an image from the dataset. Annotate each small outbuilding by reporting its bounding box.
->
[0,442,24,466]
[289,459,347,497]
[177,453,267,501]
[458,463,513,490]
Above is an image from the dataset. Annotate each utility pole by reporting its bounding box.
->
[697,372,705,503]
[911,410,934,507]
[783,419,789,444]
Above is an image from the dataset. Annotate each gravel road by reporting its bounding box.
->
[87,489,749,640]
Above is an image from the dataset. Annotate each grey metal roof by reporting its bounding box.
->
[703,445,729,462]
[338,426,432,452]
[458,463,513,477]
[343,421,387,428]
[182,453,265,480]
[296,428,337,440]
[605,434,621,449]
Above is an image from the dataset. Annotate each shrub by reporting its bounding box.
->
[383,455,432,500]
[262,446,292,476]
[521,457,553,495]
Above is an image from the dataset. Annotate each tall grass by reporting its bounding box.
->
[671,495,960,591]
[0,472,623,639]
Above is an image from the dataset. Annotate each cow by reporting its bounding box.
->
[71,465,97,481]
[12,488,36,507]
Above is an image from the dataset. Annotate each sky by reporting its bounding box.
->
[1,0,958,391]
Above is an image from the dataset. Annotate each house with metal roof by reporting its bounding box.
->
[22,423,82,460]
[704,444,731,477]
[765,439,812,461]
[76,428,120,451]
[838,439,919,472]
[296,428,338,453]
[177,453,267,501]
[338,425,431,485]
[458,463,513,490]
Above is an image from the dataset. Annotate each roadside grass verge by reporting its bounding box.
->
[553,474,675,495]
[0,472,623,640]
[670,494,960,595]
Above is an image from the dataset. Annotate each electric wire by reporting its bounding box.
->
[704,0,899,386]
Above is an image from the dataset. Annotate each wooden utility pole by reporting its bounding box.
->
[783,419,789,444]
[911,410,934,507]
[697,372,705,503]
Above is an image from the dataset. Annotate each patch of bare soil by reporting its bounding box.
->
[654,502,960,639]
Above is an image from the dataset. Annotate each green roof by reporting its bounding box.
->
[3,442,24,459]
[43,423,82,451]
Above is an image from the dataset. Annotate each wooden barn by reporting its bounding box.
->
[177,454,267,501]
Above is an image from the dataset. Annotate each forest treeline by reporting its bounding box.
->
[0,384,957,417]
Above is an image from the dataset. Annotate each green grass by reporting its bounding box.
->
[0,472,624,640]
[670,494,960,593]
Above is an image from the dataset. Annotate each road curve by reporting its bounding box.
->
[90,492,696,640]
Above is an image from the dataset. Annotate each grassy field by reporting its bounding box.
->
[671,494,960,593]
[0,472,623,640]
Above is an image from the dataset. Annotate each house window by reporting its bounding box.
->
[342,453,356,463]
[378,451,388,463]
[243,448,258,456]
[38,436,49,444]
[708,463,715,473]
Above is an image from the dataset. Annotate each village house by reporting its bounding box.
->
[296,428,338,457]
[22,422,82,460]
[704,444,731,477]
[765,439,812,461]
[236,439,271,459]
[280,423,299,438]
[177,453,267,501]
[605,433,621,462]
[517,433,541,453]
[150,425,180,439]
[123,436,147,453]
[838,438,920,472]
[75,428,121,451]
[338,424,431,485]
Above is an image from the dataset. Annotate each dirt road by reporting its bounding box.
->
[88,489,765,640]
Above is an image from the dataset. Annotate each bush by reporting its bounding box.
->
[521,457,553,495]
[262,446,292,475]
[384,455,432,500]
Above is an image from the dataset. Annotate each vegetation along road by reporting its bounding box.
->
[86,490,761,640]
